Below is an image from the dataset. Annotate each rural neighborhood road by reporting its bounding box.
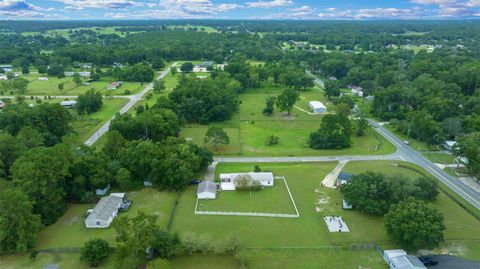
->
[84,62,177,146]
[214,120,480,210]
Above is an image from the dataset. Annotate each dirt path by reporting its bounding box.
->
[321,160,349,188]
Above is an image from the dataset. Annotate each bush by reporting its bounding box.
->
[254,165,261,172]
[80,239,110,267]
[266,135,279,146]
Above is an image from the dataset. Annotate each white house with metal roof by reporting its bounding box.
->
[219,172,274,191]
[308,101,327,114]
[197,181,217,199]
[85,193,125,228]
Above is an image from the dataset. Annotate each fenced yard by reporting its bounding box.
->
[194,176,299,218]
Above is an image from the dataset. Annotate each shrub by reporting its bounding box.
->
[266,135,279,146]
[80,239,110,267]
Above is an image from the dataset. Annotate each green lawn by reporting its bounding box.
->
[70,98,127,143]
[22,74,143,96]
[423,152,455,164]
[197,178,296,214]
[180,83,395,156]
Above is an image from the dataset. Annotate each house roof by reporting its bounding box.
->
[309,101,326,109]
[338,172,353,181]
[197,61,213,68]
[86,194,123,222]
[197,181,217,194]
[390,255,426,269]
[220,172,274,182]
[60,101,77,106]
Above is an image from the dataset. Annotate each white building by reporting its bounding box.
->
[60,100,77,108]
[382,249,426,269]
[219,172,274,191]
[350,86,364,97]
[0,65,13,72]
[79,71,91,77]
[443,140,457,151]
[308,101,327,114]
[38,77,49,81]
[85,193,125,228]
[197,181,217,199]
[0,74,7,80]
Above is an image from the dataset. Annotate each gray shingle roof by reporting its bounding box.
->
[86,195,123,222]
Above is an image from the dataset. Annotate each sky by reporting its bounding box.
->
[0,0,479,20]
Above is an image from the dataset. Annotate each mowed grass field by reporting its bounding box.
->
[180,82,395,156]
[23,74,144,96]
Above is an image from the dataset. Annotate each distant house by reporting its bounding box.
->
[309,101,327,114]
[443,140,457,151]
[107,81,122,90]
[328,76,337,81]
[382,249,426,269]
[38,77,49,81]
[83,63,92,69]
[337,172,353,186]
[348,85,364,97]
[144,180,153,187]
[113,62,124,68]
[219,172,274,191]
[85,193,126,228]
[365,95,375,102]
[0,100,6,109]
[197,181,217,199]
[64,71,75,77]
[197,61,213,68]
[0,74,7,80]
[217,64,227,70]
[197,75,207,79]
[60,100,77,108]
[79,71,91,77]
[95,184,110,196]
[0,65,13,72]
[342,199,352,210]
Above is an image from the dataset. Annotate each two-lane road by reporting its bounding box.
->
[368,120,480,210]
[84,62,177,146]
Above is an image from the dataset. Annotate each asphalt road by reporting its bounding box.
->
[84,62,177,146]
[214,119,480,210]
[368,120,480,209]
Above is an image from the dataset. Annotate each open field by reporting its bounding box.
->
[22,74,144,96]
[197,178,296,214]
[70,98,128,143]
[168,25,219,33]
[423,152,455,164]
[22,26,145,38]
[180,83,395,156]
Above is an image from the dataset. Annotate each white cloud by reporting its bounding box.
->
[0,0,54,18]
[246,0,293,8]
[54,0,145,10]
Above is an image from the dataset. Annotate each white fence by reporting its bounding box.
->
[194,176,300,218]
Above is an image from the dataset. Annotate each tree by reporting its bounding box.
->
[354,117,369,136]
[116,167,136,191]
[76,89,103,114]
[80,239,110,267]
[384,198,445,250]
[114,63,155,82]
[266,135,279,146]
[276,89,299,115]
[309,115,352,149]
[73,72,82,86]
[324,80,340,99]
[204,126,229,150]
[0,188,41,252]
[263,96,276,115]
[114,212,159,269]
[153,80,166,93]
[180,62,194,73]
[456,132,480,177]
[22,65,29,75]
[17,126,44,149]
[414,177,439,201]
[47,63,65,78]
[151,57,165,70]
[58,83,64,91]
[341,171,391,215]
[149,230,181,259]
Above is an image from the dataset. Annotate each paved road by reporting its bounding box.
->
[84,63,177,146]
[215,119,480,210]
[369,120,480,209]
[306,70,324,88]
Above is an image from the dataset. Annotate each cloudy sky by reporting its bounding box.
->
[0,0,479,20]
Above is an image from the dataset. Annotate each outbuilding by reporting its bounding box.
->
[382,249,426,269]
[309,101,327,114]
[0,65,13,72]
[443,140,457,151]
[197,181,217,199]
[60,100,77,108]
[85,193,125,228]
[337,172,353,186]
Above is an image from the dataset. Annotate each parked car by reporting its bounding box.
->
[190,180,202,185]
[119,198,133,212]
[420,257,438,266]
[403,140,410,145]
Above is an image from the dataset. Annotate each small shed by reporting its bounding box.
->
[197,181,217,199]
[0,101,6,108]
[309,101,327,114]
[443,140,457,151]
[95,184,111,196]
[383,249,426,269]
[38,77,49,81]
[342,199,352,209]
[60,100,77,108]
[144,180,153,187]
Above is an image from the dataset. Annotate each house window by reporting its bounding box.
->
[96,221,100,225]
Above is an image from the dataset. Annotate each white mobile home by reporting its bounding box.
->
[309,101,327,114]
[60,100,77,108]
[219,172,274,191]
[85,193,125,228]
[382,249,426,269]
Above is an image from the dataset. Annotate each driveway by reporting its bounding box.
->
[420,255,480,269]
